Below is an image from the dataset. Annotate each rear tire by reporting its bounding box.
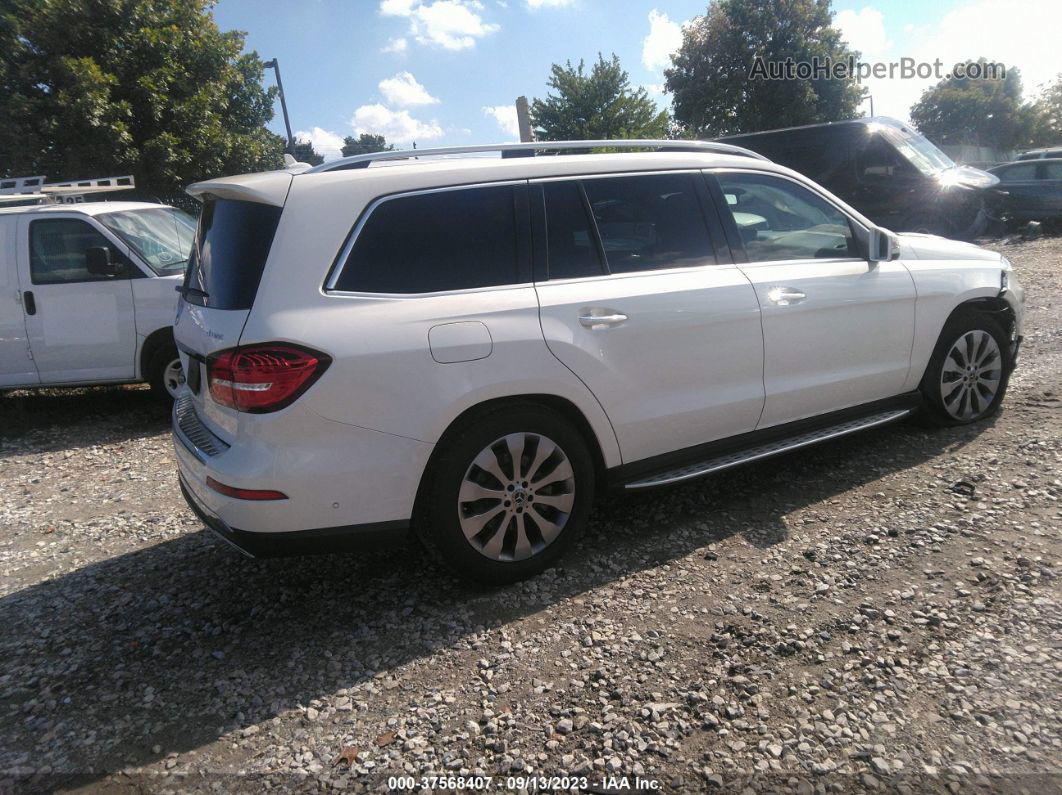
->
[417,405,595,584]
[147,343,182,404]
[919,310,1012,427]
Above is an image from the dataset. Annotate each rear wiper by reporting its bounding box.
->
[176,284,209,299]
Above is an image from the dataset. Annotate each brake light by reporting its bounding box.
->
[207,343,331,413]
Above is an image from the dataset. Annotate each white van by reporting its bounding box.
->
[0,198,195,398]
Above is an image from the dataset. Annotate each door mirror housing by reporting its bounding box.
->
[868,227,899,263]
[85,246,123,277]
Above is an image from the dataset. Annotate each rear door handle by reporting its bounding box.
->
[578,310,628,329]
[767,287,806,306]
[22,290,36,316]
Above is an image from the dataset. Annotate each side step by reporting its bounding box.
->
[624,408,911,490]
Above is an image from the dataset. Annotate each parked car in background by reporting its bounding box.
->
[1016,146,1062,161]
[171,140,1023,583]
[988,159,1062,227]
[716,116,1000,240]
[0,196,194,399]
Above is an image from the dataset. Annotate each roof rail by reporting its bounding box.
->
[0,174,136,205]
[309,139,769,173]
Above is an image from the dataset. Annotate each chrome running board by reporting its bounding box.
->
[624,408,911,490]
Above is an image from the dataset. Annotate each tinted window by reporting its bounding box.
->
[335,185,518,293]
[856,134,917,179]
[582,173,715,273]
[1042,161,1062,179]
[717,173,856,262]
[542,181,604,280]
[184,198,282,309]
[997,163,1038,182]
[30,219,128,284]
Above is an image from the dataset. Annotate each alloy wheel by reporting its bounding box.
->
[940,329,1001,420]
[458,433,575,562]
[163,358,184,399]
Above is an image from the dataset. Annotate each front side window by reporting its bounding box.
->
[334,185,518,294]
[997,163,1038,182]
[582,173,716,273]
[29,218,129,285]
[98,207,196,275]
[716,173,856,263]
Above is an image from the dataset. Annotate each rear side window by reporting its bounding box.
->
[1043,161,1062,179]
[582,173,716,273]
[333,185,518,294]
[542,181,604,280]
[997,163,1038,182]
[183,198,282,309]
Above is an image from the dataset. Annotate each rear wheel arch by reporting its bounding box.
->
[139,326,177,379]
[414,394,607,520]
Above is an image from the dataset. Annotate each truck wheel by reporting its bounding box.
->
[919,310,1012,427]
[417,405,595,584]
[147,343,183,403]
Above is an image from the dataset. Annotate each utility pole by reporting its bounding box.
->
[515,96,533,142]
[264,58,296,154]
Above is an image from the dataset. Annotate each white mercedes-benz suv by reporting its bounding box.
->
[172,140,1024,583]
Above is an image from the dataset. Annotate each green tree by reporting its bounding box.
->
[292,139,324,166]
[1029,74,1062,146]
[341,133,394,157]
[0,0,284,194]
[665,0,864,137]
[530,54,669,141]
[910,61,1041,151]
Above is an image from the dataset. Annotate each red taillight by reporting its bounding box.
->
[207,343,331,413]
[206,477,287,501]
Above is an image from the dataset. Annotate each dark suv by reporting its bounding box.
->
[717,117,999,239]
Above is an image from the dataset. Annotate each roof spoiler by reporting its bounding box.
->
[186,171,293,207]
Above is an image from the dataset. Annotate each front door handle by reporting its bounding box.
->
[578,310,628,330]
[22,290,36,316]
[767,287,806,306]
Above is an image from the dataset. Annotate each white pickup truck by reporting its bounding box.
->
[0,197,195,399]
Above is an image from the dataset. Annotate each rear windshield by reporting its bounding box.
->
[182,198,282,309]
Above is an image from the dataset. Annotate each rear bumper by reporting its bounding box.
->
[171,390,432,550]
[178,474,408,557]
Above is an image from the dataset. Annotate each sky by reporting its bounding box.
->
[211,0,1062,160]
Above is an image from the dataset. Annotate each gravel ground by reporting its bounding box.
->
[1,237,1060,794]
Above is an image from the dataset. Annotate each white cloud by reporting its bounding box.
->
[482,104,519,138]
[379,0,499,50]
[842,0,1062,122]
[379,71,439,107]
[526,0,574,7]
[835,6,889,57]
[294,127,345,161]
[641,9,682,72]
[351,104,444,144]
[382,37,408,53]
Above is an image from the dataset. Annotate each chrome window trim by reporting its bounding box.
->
[322,179,526,295]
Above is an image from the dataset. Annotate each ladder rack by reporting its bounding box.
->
[0,175,136,205]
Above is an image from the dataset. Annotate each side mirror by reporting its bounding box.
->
[868,227,899,263]
[85,246,122,277]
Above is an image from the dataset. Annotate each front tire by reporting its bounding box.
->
[920,310,1012,426]
[417,405,596,584]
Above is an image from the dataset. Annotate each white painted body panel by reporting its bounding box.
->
[740,258,917,428]
[536,265,764,461]
[0,216,38,386]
